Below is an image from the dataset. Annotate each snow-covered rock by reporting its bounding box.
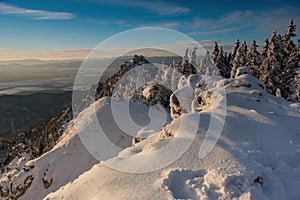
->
[170,85,194,119]
[236,66,251,77]
[141,83,173,108]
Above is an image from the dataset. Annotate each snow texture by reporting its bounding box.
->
[1,73,300,200]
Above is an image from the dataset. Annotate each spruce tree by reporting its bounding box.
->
[212,41,219,63]
[287,38,300,101]
[229,39,240,62]
[247,40,261,78]
[198,51,216,75]
[280,19,297,100]
[199,51,209,75]
[261,39,269,59]
[286,18,297,38]
[190,46,197,66]
[291,68,300,102]
[260,30,283,94]
[240,40,248,66]
[183,48,189,61]
[231,48,243,78]
[215,46,228,77]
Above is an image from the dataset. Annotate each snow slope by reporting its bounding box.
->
[47,74,300,200]
[1,73,300,200]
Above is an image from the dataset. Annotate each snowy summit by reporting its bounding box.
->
[0,53,299,200]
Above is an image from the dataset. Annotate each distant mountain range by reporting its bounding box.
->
[0,91,72,137]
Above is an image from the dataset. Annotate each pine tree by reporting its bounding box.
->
[286,18,297,38]
[171,67,180,92]
[225,52,232,78]
[261,39,269,59]
[215,46,228,77]
[183,48,189,61]
[283,19,297,62]
[231,48,243,78]
[286,38,300,101]
[229,41,247,78]
[247,40,261,78]
[199,51,214,75]
[198,51,217,75]
[260,30,285,95]
[188,48,192,64]
[190,46,197,66]
[259,39,270,83]
[228,39,241,78]
[240,40,248,66]
[278,19,297,100]
[212,41,219,63]
[291,68,300,102]
[229,39,240,62]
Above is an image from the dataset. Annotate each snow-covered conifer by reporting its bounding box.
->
[247,40,261,78]
[212,41,219,63]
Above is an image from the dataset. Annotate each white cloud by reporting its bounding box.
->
[90,0,189,15]
[189,26,244,36]
[0,2,76,20]
[251,7,300,36]
[190,11,252,32]
[199,40,233,52]
[174,8,300,38]
[133,1,189,15]
[140,21,180,29]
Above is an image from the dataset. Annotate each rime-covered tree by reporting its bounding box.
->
[215,46,229,77]
[286,18,297,38]
[247,40,261,78]
[285,38,300,101]
[230,48,244,78]
[198,51,208,75]
[261,39,269,60]
[282,19,297,61]
[240,40,248,66]
[198,51,216,75]
[183,48,189,61]
[278,20,298,100]
[189,46,197,66]
[212,41,219,63]
[259,39,270,84]
[185,20,300,101]
[224,52,231,78]
[291,68,300,102]
[228,39,240,62]
[230,41,247,78]
[260,30,285,95]
[228,39,241,78]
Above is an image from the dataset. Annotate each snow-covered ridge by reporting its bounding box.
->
[1,47,300,200]
[1,62,299,199]
[48,74,300,199]
[45,72,299,200]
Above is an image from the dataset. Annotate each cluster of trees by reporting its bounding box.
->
[204,19,299,102]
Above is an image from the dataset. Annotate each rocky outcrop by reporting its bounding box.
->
[141,83,173,108]
[96,55,150,100]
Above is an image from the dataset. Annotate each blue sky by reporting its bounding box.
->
[0,0,300,60]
